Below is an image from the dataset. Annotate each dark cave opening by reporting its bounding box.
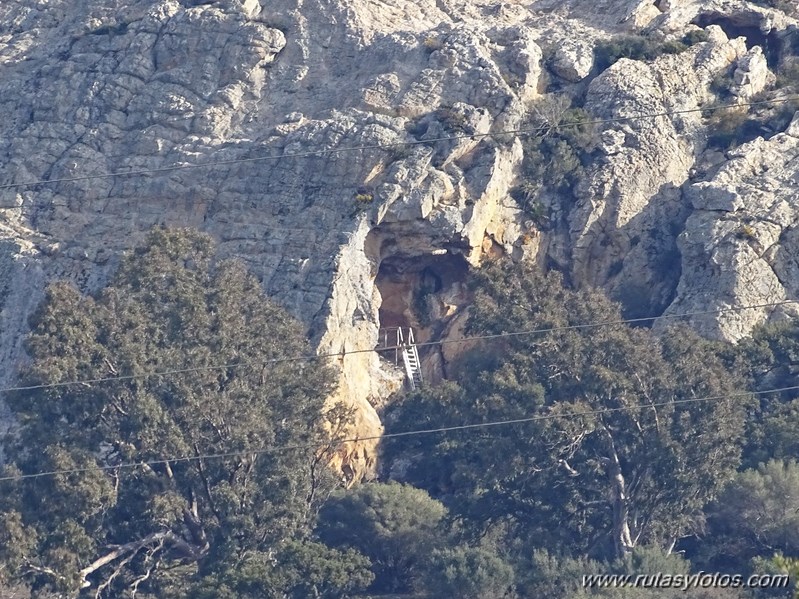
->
[693,12,783,67]
[375,251,470,334]
[374,250,471,384]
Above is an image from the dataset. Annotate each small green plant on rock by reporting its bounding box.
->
[354,192,374,205]
[435,105,468,132]
[422,35,443,53]
[737,224,757,241]
[682,29,711,46]
[594,34,691,72]
[352,189,375,216]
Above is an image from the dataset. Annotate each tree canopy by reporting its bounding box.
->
[1,232,793,599]
[385,261,748,561]
[0,228,349,598]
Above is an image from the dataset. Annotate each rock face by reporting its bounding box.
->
[1,0,798,479]
[659,114,799,340]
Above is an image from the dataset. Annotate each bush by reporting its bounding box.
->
[702,460,799,571]
[710,68,735,99]
[354,192,373,204]
[704,106,753,149]
[316,483,448,593]
[704,96,799,150]
[417,546,515,599]
[436,104,469,132]
[776,58,799,89]
[519,96,597,217]
[594,35,690,71]
[660,39,689,55]
[510,185,551,230]
[682,29,711,46]
[190,542,374,599]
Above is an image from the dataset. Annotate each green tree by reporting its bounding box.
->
[518,547,748,599]
[704,460,799,570]
[417,546,515,599]
[385,262,747,561]
[316,482,447,593]
[736,321,799,469]
[189,540,373,599]
[516,95,597,229]
[0,228,344,597]
[753,553,799,599]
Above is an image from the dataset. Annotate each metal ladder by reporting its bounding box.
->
[378,327,423,390]
[400,328,423,391]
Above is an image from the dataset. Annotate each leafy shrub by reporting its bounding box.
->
[436,104,468,132]
[705,106,754,149]
[710,68,736,99]
[704,97,799,150]
[594,34,690,71]
[660,39,689,55]
[354,192,373,204]
[191,542,374,599]
[417,546,515,599]
[511,184,551,229]
[316,483,448,593]
[682,29,711,46]
[519,96,597,220]
[776,57,799,89]
[703,460,799,570]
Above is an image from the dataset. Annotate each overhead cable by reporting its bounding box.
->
[1,384,796,483]
[1,299,795,395]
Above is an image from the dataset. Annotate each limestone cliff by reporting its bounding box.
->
[1,0,798,480]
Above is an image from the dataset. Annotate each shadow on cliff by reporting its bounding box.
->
[567,179,689,322]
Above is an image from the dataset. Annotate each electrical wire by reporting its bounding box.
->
[1,384,796,483]
[0,299,795,395]
[1,96,798,191]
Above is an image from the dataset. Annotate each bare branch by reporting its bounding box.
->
[78,531,204,590]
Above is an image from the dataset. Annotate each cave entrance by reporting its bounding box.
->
[693,12,783,67]
[374,250,470,383]
[376,251,469,334]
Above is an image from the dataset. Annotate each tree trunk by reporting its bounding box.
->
[603,428,635,558]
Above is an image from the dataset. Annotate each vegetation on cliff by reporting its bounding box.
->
[0,229,363,598]
[2,231,799,598]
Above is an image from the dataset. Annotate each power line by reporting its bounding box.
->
[1,299,795,395]
[1,96,798,191]
[1,383,796,483]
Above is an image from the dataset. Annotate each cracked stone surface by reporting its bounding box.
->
[1,0,798,478]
